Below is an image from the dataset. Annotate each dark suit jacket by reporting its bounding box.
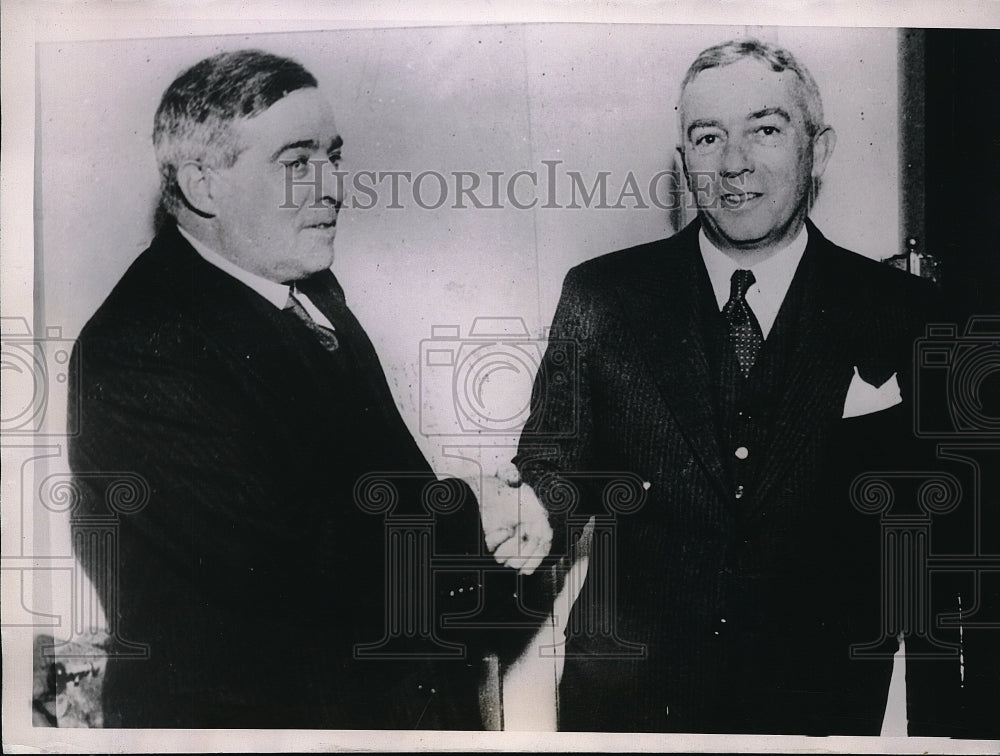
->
[68,223,483,729]
[515,219,947,734]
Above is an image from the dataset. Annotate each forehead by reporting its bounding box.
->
[680,58,807,126]
[232,87,339,152]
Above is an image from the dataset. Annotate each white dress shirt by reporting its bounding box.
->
[177,225,334,330]
[698,225,809,339]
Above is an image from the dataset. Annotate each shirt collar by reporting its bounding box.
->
[698,223,809,313]
[177,224,291,309]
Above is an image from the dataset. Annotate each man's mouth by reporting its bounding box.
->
[720,192,762,208]
[305,220,337,230]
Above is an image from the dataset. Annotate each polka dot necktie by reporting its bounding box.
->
[722,269,764,378]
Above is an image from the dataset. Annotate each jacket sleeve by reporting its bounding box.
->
[513,264,604,559]
[67,320,329,613]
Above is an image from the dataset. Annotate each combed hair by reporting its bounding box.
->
[152,49,318,218]
[680,38,825,137]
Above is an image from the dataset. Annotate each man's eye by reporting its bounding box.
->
[284,156,311,175]
[754,125,783,144]
[328,152,342,167]
[692,131,725,155]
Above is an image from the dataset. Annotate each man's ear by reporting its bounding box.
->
[810,126,837,180]
[176,161,219,217]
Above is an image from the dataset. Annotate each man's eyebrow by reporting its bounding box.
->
[686,119,724,139]
[748,107,791,122]
[270,135,343,163]
[271,139,320,162]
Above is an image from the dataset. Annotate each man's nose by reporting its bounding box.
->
[720,135,753,177]
[320,159,345,209]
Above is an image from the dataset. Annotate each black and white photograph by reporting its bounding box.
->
[2,1,999,752]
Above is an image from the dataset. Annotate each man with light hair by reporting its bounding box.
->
[512,38,947,733]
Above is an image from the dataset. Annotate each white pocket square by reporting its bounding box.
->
[842,366,902,419]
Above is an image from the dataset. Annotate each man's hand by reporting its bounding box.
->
[480,462,552,576]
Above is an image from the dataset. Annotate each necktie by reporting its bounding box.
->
[294,269,421,443]
[284,287,340,352]
[722,269,764,378]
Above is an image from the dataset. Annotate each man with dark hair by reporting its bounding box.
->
[512,38,948,733]
[69,49,483,729]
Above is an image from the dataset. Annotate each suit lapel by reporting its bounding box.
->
[615,223,730,501]
[750,222,861,509]
[159,226,338,405]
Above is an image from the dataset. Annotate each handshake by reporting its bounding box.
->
[478,463,553,576]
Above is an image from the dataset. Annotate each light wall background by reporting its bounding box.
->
[37,24,900,460]
[32,23,901,727]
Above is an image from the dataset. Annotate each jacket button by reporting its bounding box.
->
[735,446,749,460]
[735,484,745,499]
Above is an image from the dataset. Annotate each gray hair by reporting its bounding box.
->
[152,49,318,218]
[679,38,825,137]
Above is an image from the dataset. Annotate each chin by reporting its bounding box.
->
[303,244,337,271]
[278,257,333,284]
[709,219,773,247]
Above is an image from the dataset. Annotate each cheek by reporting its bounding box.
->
[762,151,806,188]
[684,156,722,197]
[683,152,718,177]
[788,144,814,183]
[241,210,273,245]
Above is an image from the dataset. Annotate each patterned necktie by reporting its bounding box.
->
[722,269,764,378]
[284,287,340,352]
[294,269,417,435]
